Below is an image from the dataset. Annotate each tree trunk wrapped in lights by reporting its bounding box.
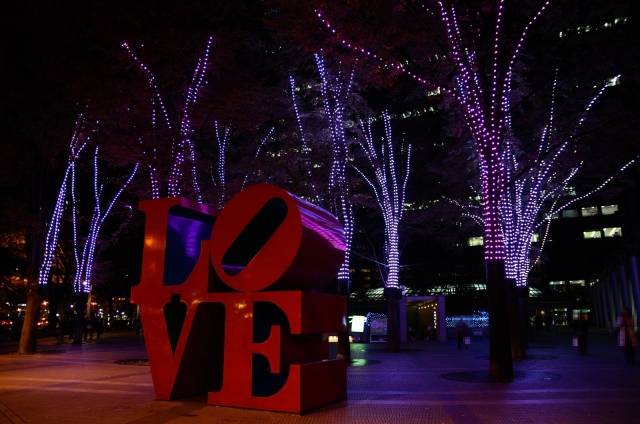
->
[70,147,138,344]
[356,112,411,352]
[19,116,88,355]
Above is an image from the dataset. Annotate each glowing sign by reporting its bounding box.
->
[351,315,366,333]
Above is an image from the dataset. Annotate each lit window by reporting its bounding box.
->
[562,209,579,218]
[551,213,559,219]
[531,233,540,242]
[583,230,602,239]
[360,269,370,273]
[572,309,590,320]
[549,281,564,286]
[581,207,599,217]
[603,227,622,237]
[601,205,618,215]
[565,187,576,196]
[468,236,484,246]
[569,280,586,286]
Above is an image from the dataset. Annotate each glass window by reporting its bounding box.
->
[569,280,586,286]
[551,213,559,219]
[572,309,590,320]
[601,205,618,215]
[583,230,602,239]
[581,207,599,217]
[562,209,579,218]
[549,280,564,286]
[603,227,622,237]
[531,233,540,242]
[468,236,484,246]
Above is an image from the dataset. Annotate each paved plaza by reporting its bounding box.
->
[0,329,639,423]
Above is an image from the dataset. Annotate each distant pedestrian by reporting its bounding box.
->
[544,314,553,332]
[88,316,97,341]
[134,317,142,336]
[84,317,90,340]
[70,315,77,340]
[573,313,589,355]
[534,314,544,333]
[12,315,24,341]
[94,316,103,340]
[456,318,467,350]
[617,307,637,364]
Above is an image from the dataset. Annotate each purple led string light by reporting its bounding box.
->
[170,36,213,201]
[212,121,230,209]
[315,55,356,284]
[500,76,629,285]
[38,116,87,286]
[124,38,212,200]
[315,11,453,98]
[242,127,274,190]
[316,4,555,262]
[73,147,139,293]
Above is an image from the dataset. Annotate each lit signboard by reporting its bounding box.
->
[351,315,366,333]
[369,318,387,336]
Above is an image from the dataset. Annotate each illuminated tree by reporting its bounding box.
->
[453,75,636,356]
[123,37,213,201]
[211,121,231,209]
[65,143,138,343]
[314,0,554,377]
[355,112,412,351]
[315,55,357,290]
[70,148,137,298]
[18,115,88,354]
[290,55,358,288]
[37,115,89,288]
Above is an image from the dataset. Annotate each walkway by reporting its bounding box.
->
[0,329,638,423]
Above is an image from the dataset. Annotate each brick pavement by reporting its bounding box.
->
[0,329,638,423]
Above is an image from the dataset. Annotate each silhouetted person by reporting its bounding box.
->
[94,316,103,340]
[83,317,90,340]
[134,317,142,335]
[574,314,589,355]
[69,315,77,340]
[544,314,553,333]
[456,318,467,349]
[617,308,637,364]
[534,314,544,333]
[12,315,24,341]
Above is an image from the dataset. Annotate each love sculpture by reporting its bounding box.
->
[131,184,347,413]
